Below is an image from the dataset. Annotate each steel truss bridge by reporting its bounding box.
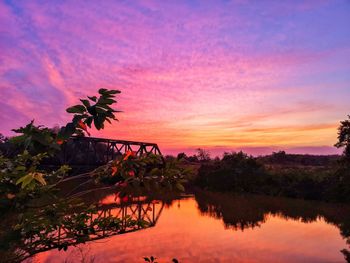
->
[48,136,163,168]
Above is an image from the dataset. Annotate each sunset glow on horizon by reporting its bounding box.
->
[1,0,349,156]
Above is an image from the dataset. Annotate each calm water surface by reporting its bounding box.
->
[30,191,350,263]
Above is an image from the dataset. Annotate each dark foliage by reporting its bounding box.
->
[258,150,339,166]
[196,155,342,202]
[177,152,199,163]
[196,151,266,193]
[195,153,350,202]
[335,115,350,160]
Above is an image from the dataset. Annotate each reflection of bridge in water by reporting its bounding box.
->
[24,198,165,259]
[94,198,164,234]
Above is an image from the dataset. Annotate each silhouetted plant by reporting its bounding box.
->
[196,148,210,162]
[335,115,350,160]
[177,152,187,160]
[330,115,350,202]
[10,88,121,156]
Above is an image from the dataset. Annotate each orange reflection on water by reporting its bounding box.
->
[34,197,347,263]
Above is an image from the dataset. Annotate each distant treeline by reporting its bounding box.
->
[257,150,340,167]
[175,149,340,167]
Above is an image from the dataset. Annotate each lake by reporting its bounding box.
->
[26,189,350,263]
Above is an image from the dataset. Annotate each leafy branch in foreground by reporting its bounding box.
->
[64,151,188,199]
[10,88,122,155]
[0,151,71,210]
[65,88,121,133]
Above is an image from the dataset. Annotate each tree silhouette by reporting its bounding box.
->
[335,115,350,160]
[196,148,210,162]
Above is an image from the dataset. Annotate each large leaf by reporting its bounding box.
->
[93,115,105,130]
[98,88,108,94]
[16,174,34,189]
[66,105,86,114]
[95,106,106,113]
[106,90,121,94]
[85,116,93,128]
[98,98,116,105]
[88,96,97,102]
[33,172,47,186]
[80,99,91,108]
[98,104,116,112]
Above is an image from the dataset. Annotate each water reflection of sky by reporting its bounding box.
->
[34,193,348,263]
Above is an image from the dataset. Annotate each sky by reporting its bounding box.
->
[0,0,349,156]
